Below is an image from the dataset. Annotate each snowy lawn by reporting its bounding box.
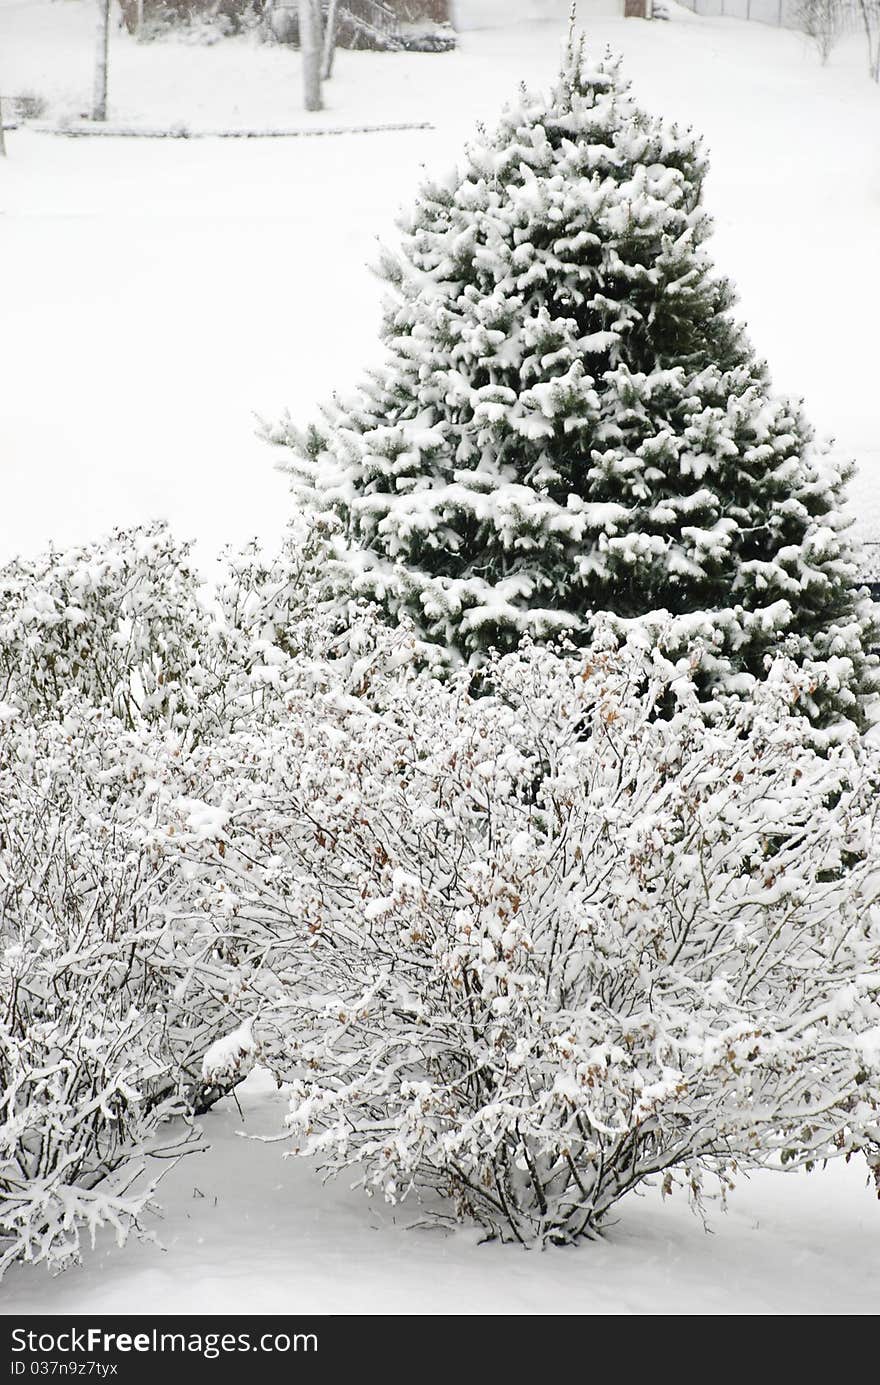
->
[1,0,879,570]
[2,0,880,1316]
[1,1069,879,1316]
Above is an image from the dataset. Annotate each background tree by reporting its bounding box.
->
[323,0,341,79]
[797,0,845,63]
[857,0,880,81]
[298,0,323,111]
[92,0,111,122]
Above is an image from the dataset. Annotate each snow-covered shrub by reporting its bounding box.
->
[3,518,879,1264]
[119,0,266,41]
[187,629,880,1245]
[0,521,346,1277]
[210,514,345,673]
[0,703,201,1276]
[274,41,877,724]
[0,517,345,742]
[11,91,48,121]
[0,525,207,730]
[797,0,846,63]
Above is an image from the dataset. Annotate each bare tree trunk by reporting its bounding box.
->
[0,97,6,158]
[137,0,144,36]
[322,0,340,80]
[299,0,323,111]
[858,0,880,80]
[92,0,111,122]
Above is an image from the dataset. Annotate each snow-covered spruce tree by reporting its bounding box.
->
[275,41,875,723]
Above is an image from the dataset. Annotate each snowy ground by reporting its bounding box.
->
[2,1069,879,1316]
[1,0,879,571]
[2,0,880,1315]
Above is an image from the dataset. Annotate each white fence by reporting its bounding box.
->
[675,0,861,28]
[677,0,798,23]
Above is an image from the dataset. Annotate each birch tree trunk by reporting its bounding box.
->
[299,0,323,111]
[92,0,111,122]
[322,0,340,80]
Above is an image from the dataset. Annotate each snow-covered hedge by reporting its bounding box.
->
[0,519,368,1275]
[0,517,343,736]
[0,525,207,729]
[189,621,880,1245]
[0,701,201,1276]
[2,522,880,1267]
[118,1,266,42]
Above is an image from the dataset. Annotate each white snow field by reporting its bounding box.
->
[2,0,880,1316]
[1,1069,879,1316]
[1,0,879,569]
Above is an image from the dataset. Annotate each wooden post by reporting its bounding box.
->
[298,0,323,111]
[92,0,111,122]
[322,0,340,80]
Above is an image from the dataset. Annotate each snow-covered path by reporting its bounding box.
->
[1,2,879,569]
[2,1070,878,1316]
